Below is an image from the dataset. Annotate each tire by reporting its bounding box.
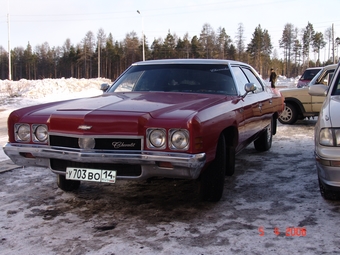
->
[225,146,235,176]
[254,118,273,152]
[318,177,339,200]
[199,134,226,202]
[57,174,81,191]
[278,102,298,124]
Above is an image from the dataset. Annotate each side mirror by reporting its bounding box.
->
[245,83,257,93]
[308,85,328,96]
[100,83,110,92]
[241,83,257,98]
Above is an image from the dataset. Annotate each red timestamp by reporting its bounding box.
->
[258,226,306,237]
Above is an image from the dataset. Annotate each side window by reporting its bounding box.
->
[241,67,264,92]
[231,66,248,95]
[320,71,334,85]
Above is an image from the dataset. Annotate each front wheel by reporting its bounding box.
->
[57,174,81,191]
[199,134,226,202]
[225,146,235,176]
[318,177,339,200]
[278,102,298,124]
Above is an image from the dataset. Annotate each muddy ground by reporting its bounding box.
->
[1,119,340,255]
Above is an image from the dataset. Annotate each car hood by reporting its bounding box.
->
[18,92,230,134]
[279,87,309,97]
[30,92,226,118]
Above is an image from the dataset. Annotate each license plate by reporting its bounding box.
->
[66,167,116,183]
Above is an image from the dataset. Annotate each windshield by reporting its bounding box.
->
[108,64,238,95]
[308,69,323,86]
[300,68,321,80]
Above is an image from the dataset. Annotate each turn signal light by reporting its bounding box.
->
[158,162,173,168]
[19,152,35,158]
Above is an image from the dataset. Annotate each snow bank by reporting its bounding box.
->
[0,77,112,111]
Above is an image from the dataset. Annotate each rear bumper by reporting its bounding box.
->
[3,143,206,180]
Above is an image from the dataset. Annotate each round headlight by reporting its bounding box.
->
[170,130,189,150]
[149,129,166,148]
[16,124,30,142]
[34,125,48,142]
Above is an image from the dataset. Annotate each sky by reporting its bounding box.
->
[0,0,340,62]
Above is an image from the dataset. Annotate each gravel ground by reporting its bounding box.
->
[1,119,340,255]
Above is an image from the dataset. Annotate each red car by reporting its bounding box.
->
[4,59,284,202]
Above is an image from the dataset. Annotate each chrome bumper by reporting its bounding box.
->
[3,143,206,180]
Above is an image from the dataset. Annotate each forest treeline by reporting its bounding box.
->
[0,22,339,81]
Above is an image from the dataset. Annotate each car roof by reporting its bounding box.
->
[306,66,323,70]
[305,67,322,70]
[131,59,247,66]
[322,64,338,70]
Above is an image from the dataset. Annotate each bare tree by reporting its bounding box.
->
[199,23,216,58]
[324,27,332,61]
[97,28,106,78]
[81,31,95,78]
[235,23,245,61]
[123,31,139,65]
[336,37,340,60]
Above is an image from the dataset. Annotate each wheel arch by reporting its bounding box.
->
[221,125,238,148]
[284,97,306,117]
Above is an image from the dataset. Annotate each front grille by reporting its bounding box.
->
[49,135,142,151]
[50,159,142,177]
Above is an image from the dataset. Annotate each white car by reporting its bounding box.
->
[309,62,340,199]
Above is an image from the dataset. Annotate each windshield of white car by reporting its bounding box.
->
[308,69,323,86]
[108,64,238,95]
[300,68,321,80]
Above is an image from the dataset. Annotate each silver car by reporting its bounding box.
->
[309,62,340,199]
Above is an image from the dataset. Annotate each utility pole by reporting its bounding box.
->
[7,1,12,80]
[137,10,145,61]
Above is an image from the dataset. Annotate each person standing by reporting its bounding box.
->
[269,68,277,88]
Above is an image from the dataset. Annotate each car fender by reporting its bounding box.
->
[283,97,306,115]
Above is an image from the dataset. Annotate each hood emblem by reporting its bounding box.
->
[78,125,92,130]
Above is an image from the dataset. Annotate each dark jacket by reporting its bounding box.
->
[269,70,277,88]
